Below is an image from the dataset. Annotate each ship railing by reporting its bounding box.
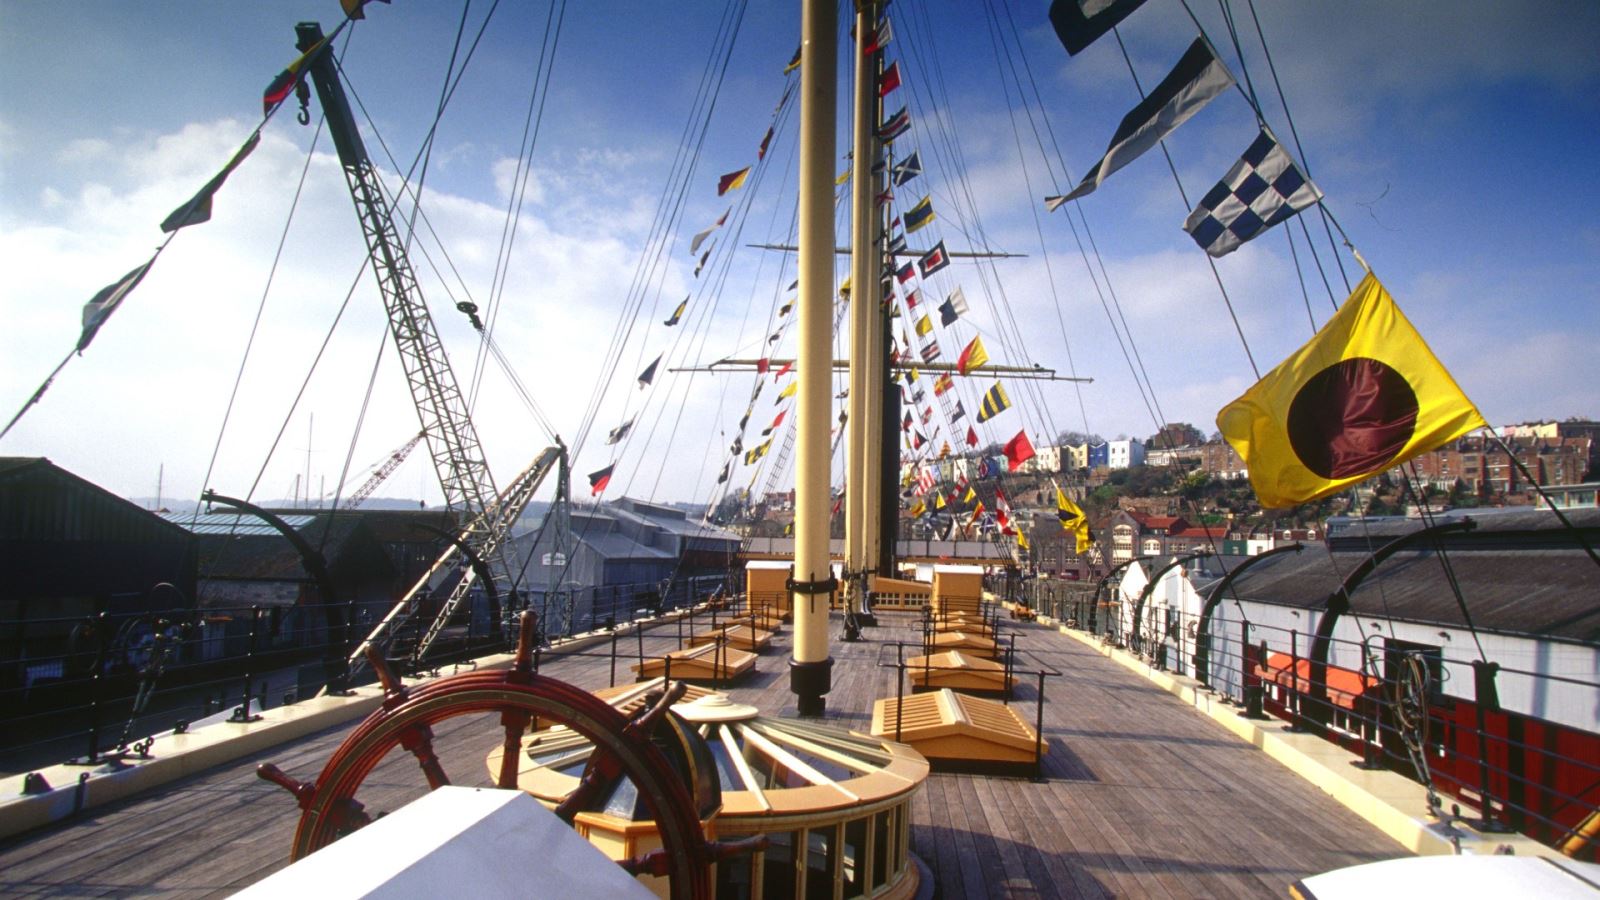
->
[1009,581,1600,861]
[0,572,737,778]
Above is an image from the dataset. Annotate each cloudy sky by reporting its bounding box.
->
[2,0,1596,510]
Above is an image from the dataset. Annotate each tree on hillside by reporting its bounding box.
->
[1054,430,1104,446]
[1147,422,1206,449]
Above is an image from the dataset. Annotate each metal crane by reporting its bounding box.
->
[295,22,557,680]
[343,431,425,508]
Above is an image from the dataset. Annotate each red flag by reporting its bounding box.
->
[774,360,793,381]
[1003,431,1036,471]
[966,426,979,447]
[763,410,787,436]
[588,465,614,495]
[879,61,902,97]
[756,357,771,374]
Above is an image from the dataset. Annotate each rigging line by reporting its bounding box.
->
[470,0,565,413]
[315,312,393,559]
[551,0,751,595]
[970,0,1063,444]
[900,4,1056,444]
[640,125,797,506]
[1236,0,1351,293]
[1210,0,1264,119]
[482,335,558,438]
[1296,214,1339,310]
[1111,28,1260,380]
[571,0,748,462]
[244,257,374,504]
[997,0,1092,437]
[970,13,1165,443]
[987,0,1104,445]
[196,118,328,516]
[1485,428,1600,572]
[706,152,804,512]
[981,11,1167,438]
[586,0,747,440]
[1285,223,1318,332]
[604,0,761,464]
[401,0,474,272]
[1399,462,1489,662]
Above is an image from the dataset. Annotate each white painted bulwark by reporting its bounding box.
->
[231,787,654,899]
[1294,855,1600,898]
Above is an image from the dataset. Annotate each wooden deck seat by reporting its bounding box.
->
[870,688,1044,771]
[631,639,756,683]
[928,630,1001,659]
[906,649,1016,694]
[687,622,774,652]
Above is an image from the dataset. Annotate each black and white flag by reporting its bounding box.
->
[1183,129,1322,257]
[606,418,635,445]
[1049,0,1149,57]
[1059,38,1234,203]
[78,257,155,352]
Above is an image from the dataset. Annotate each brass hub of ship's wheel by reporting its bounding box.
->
[258,614,732,900]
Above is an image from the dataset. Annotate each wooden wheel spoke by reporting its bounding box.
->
[267,665,712,898]
[620,847,673,877]
[554,745,622,823]
[398,723,450,789]
[329,797,371,835]
[496,709,532,789]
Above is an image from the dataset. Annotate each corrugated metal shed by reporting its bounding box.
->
[1223,509,1600,644]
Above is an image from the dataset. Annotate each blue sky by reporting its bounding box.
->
[2,1,1596,508]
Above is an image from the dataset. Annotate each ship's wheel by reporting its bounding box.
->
[258,613,740,900]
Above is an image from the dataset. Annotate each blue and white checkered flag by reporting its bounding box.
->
[1184,130,1322,257]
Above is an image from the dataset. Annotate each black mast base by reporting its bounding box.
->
[790,657,833,717]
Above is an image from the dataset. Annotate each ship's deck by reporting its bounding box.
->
[0,611,1405,898]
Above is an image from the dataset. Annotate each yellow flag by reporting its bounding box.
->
[907,367,919,382]
[935,493,947,509]
[957,335,989,375]
[1217,273,1486,508]
[910,500,926,517]
[777,381,799,400]
[915,314,933,336]
[963,486,977,504]
[839,275,851,296]
[1057,488,1091,555]
[1016,529,1030,552]
[836,170,850,186]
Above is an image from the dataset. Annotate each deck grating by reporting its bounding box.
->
[0,612,1405,897]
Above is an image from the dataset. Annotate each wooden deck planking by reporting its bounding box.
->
[0,613,1406,898]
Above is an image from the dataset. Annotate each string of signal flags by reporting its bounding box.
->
[1043,0,1488,509]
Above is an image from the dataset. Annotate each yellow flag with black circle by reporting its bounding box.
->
[1216,272,1486,508]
